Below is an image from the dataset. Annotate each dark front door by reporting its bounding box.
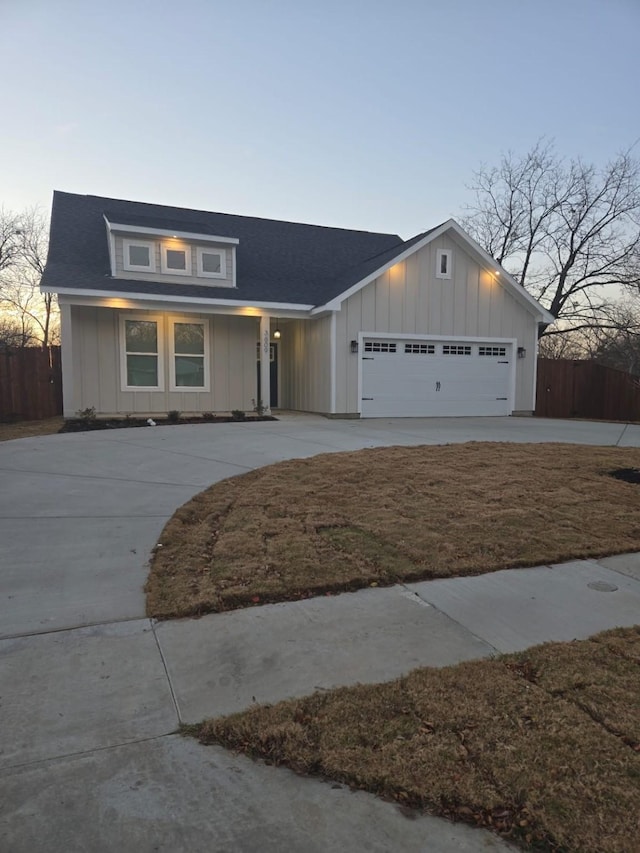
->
[256,341,278,407]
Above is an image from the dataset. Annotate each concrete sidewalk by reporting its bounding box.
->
[2,414,640,852]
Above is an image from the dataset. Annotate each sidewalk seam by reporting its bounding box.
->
[399,583,502,657]
[151,621,183,725]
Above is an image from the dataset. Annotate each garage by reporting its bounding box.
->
[360,336,515,418]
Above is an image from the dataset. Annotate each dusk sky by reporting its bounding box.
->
[1,0,638,238]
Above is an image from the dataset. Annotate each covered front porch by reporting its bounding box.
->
[59,296,332,418]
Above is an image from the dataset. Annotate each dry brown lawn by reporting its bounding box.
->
[194,626,640,853]
[0,417,64,442]
[146,442,640,619]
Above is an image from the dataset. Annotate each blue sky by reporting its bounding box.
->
[1,0,638,238]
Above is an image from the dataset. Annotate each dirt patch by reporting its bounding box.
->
[146,442,640,619]
[194,626,640,853]
[0,417,64,442]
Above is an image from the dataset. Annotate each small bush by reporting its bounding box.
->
[167,410,181,423]
[252,398,266,416]
[202,412,215,421]
[231,409,246,421]
[75,406,96,421]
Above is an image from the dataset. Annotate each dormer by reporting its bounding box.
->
[103,214,238,288]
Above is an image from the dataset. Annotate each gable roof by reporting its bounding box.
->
[41,191,403,306]
[41,191,554,324]
[314,218,555,323]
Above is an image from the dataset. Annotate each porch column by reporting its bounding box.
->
[259,314,271,415]
[59,301,75,418]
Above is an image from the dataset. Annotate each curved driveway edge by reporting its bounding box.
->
[2,413,640,852]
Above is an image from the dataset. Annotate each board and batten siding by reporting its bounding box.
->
[280,316,332,413]
[113,235,235,288]
[334,234,539,414]
[69,305,257,415]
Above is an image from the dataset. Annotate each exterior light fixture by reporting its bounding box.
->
[350,340,358,354]
[273,327,281,340]
[517,347,526,359]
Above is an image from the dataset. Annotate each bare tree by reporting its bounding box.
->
[462,142,640,337]
[0,206,56,347]
[0,207,24,277]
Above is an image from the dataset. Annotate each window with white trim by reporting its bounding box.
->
[435,249,452,279]
[170,320,209,390]
[161,244,192,276]
[405,343,435,354]
[478,346,507,357]
[123,239,156,272]
[121,317,163,390]
[197,247,226,278]
[364,341,397,353]
[442,344,471,355]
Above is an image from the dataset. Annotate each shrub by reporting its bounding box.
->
[167,410,181,423]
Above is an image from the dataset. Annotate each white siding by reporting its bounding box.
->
[280,317,332,413]
[70,305,257,415]
[335,234,538,414]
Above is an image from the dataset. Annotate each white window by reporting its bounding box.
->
[197,247,226,279]
[161,243,192,276]
[436,249,452,279]
[120,317,163,391]
[123,239,156,272]
[170,320,209,391]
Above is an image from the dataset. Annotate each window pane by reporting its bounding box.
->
[125,320,157,353]
[202,252,221,273]
[129,245,150,267]
[440,253,448,274]
[175,355,204,387]
[174,323,204,354]
[166,249,187,270]
[127,354,158,386]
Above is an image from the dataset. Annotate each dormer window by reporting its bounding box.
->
[436,249,452,279]
[123,239,156,272]
[161,243,192,276]
[197,247,226,279]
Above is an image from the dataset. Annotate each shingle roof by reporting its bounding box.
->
[42,191,418,307]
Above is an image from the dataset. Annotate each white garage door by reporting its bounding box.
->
[361,338,513,417]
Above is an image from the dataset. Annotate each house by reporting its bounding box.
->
[41,191,554,419]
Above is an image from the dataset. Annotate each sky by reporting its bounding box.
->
[1,0,639,239]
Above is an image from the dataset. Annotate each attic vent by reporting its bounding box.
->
[364,341,397,353]
[405,343,435,354]
[478,346,507,357]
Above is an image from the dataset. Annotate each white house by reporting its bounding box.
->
[41,191,554,418]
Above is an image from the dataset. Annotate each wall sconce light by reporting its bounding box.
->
[350,340,358,354]
[273,322,281,340]
[517,347,526,359]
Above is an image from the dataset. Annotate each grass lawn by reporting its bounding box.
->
[146,441,640,619]
[0,417,64,442]
[192,626,640,853]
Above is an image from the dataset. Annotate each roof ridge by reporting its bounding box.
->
[53,190,401,239]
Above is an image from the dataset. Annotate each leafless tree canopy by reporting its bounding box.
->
[0,206,56,347]
[462,141,640,337]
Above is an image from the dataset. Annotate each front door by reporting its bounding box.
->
[256,341,278,407]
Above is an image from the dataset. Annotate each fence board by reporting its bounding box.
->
[536,359,640,422]
[0,346,63,421]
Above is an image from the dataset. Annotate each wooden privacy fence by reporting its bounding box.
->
[0,346,63,421]
[536,358,640,422]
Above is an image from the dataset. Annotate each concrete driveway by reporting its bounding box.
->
[2,413,640,852]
